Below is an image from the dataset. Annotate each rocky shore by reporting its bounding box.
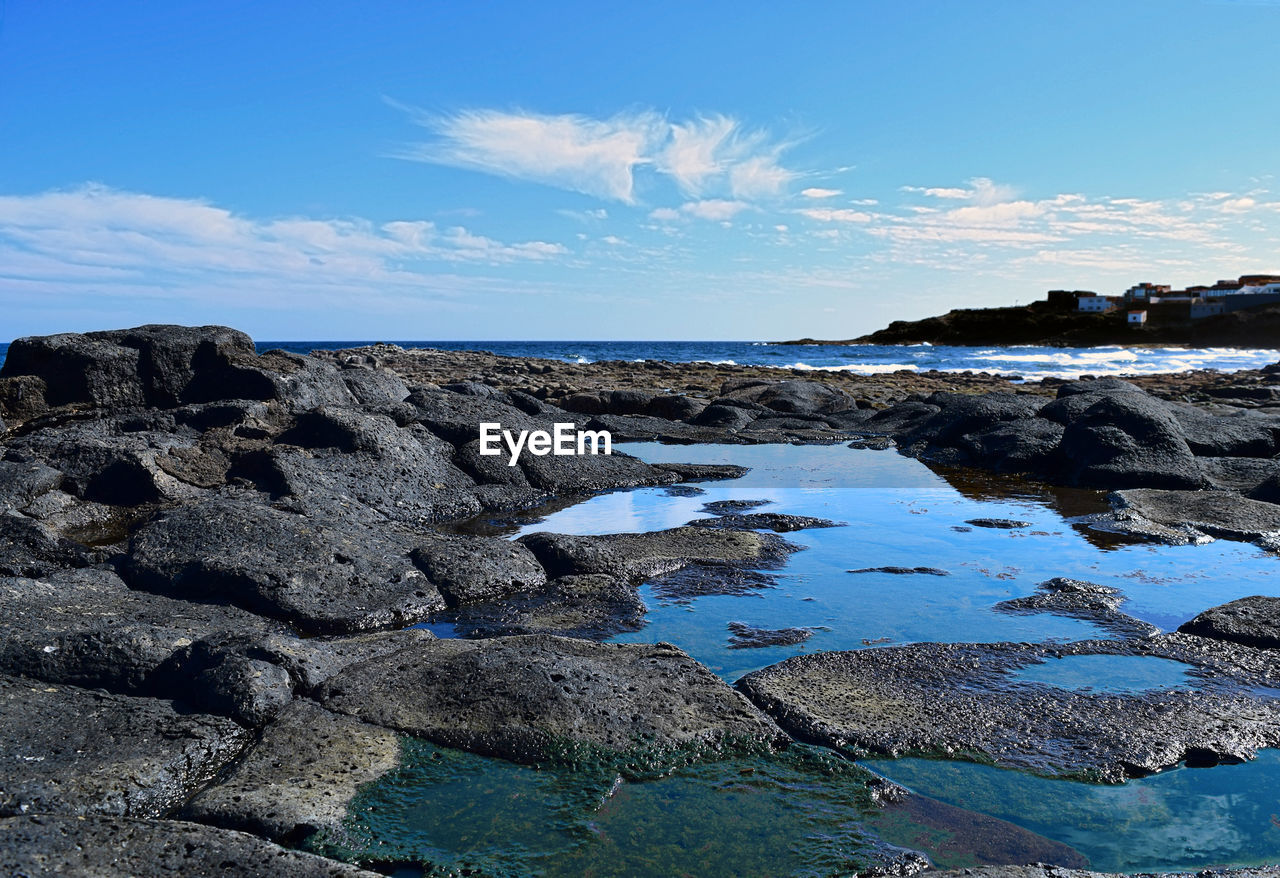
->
[3,325,1280,875]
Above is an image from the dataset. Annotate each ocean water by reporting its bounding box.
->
[3,339,1276,380]
[367,442,1280,874]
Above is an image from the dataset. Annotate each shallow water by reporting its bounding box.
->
[313,739,1079,877]
[1010,654,1199,694]
[513,443,1280,680]
[362,441,1280,874]
[865,752,1280,873]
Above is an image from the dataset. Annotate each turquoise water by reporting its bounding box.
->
[313,738,1082,877]
[1010,655,1199,694]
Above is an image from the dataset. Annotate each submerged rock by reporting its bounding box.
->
[848,566,950,576]
[993,577,1159,640]
[314,635,786,765]
[965,518,1033,529]
[737,636,1280,782]
[726,622,815,649]
[0,814,379,877]
[0,674,249,817]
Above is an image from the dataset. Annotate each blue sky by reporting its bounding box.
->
[3,1,1279,340]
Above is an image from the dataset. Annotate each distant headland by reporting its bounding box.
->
[784,274,1280,347]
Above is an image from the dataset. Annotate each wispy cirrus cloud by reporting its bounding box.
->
[391,104,797,205]
[800,187,842,199]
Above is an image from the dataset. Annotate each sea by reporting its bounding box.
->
[4,339,1276,380]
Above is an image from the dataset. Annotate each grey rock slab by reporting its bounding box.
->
[0,674,249,817]
[410,533,547,606]
[737,636,1280,782]
[182,700,401,844]
[246,409,482,525]
[1202,457,1280,494]
[445,573,645,640]
[517,447,679,495]
[518,525,798,581]
[0,461,63,511]
[0,567,284,693]
[687,512,843,533]
[152,629,436,727]
[0,814,380,877]
[1112,488,1280,542]
[1172,403,1280,457]
[314,634,786,764]
[1180,596,1280,650]
[649,462,749,482]
[124,497,445,634]
[720,379,859,415]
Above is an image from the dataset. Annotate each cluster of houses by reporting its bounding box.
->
[1069,274,1280,326]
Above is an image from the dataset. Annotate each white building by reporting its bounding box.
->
[1128,310,1147,325]
[1077,294,1116,313]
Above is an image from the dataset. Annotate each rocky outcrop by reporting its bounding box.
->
[0,567,284,693]
[314,635,786,765]
[1179,596,1280,650]
[0,674,249,818]
[182,700,401,844]
[737,635,1280,782]
[0,814,380,877]
[124,497,445,634]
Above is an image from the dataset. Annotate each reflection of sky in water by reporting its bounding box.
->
[516,443,1280,681]
[1010,654,1198,694]
[867,751,1280,873]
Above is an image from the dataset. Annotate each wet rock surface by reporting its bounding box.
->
[993,577,1160,640]
[737,635,1280,782]
[726,622,816,649]
[0,814,380,877]
[314,635,787,764]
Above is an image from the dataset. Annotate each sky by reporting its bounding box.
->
[3,1,1279,341]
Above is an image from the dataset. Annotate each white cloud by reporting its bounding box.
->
[681,199,752,221]
[0,185,568,306]
[796,207,873,223]
[393,104,797,204]
[800,187,842,199]
[649,200,753,222]
[393,107,663,203]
